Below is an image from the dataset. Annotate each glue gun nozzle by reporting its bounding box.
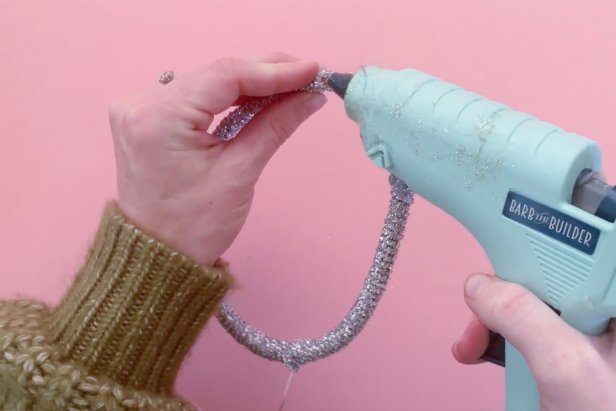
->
[327,72,353,99]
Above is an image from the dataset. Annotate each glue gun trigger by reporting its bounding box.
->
[479,303,561,367]
[480,331,506,367]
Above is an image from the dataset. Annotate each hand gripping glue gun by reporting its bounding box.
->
[326,67,616,411]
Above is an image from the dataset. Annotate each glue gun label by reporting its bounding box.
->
[503,192,600,255]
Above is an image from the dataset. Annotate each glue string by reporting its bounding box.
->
[214,69,414,372]
[276,371,295,411]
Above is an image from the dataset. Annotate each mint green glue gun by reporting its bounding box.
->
[327,67,616,411]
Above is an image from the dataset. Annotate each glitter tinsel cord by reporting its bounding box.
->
[214,69,415,371]
[214,69,334,141]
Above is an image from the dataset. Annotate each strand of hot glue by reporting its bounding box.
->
[213,69,414,372]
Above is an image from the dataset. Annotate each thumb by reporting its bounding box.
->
[464,273,588,371]
[225,92,326,173]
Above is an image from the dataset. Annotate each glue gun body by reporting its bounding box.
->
[339,67,616,411]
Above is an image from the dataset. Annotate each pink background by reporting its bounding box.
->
[1,1,616,410]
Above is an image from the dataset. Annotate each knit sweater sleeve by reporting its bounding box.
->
[0,203,233,410]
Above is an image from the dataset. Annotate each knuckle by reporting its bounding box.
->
[211,57,239,72]
[207,57,240,93]
[268,119,292,146]
[122,103,148,135]
[109,97,137,130]
[118,97,161,142]
[266,51,296,62]
[488,283,533,321]
[108,95,143,130]
[108,99,126,123]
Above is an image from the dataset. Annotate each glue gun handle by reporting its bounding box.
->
[506,342,540,411]
[487,303,566,410]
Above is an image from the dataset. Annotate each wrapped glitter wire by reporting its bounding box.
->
[214,69,414,371]
[214,69,334,141]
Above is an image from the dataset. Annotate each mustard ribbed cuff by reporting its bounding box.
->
[45,203,232,394]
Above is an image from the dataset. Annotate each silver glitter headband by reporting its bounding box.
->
[214,70,414,371]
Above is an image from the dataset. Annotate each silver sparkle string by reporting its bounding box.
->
[214,70,414,371]
[214,69,333,141]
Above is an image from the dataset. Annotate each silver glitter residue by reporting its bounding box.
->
[217,175,413,371]
[213,69,333,141]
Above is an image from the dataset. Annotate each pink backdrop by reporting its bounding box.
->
[2,1,616,410]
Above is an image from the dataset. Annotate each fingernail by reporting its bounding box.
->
[465,274,490,297]
[304,94,327,113]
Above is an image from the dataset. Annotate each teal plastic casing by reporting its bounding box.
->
[343,67,616,411]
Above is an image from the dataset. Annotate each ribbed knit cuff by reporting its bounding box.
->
[46,203,232,394]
